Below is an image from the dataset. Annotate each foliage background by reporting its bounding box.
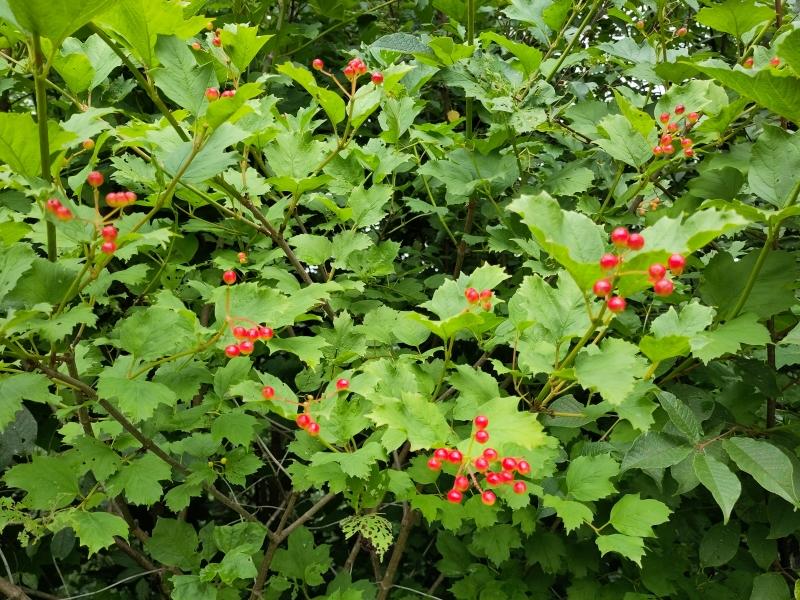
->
[1,0,800,599]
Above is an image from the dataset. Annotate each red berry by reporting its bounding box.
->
[259,326,274,340]
[674,104,685,114]
[427,457,442,471]
[479,289,492,300]
[599,253,620,270]
[105,192,120,207]
[668,253,686,274]
[635,20,645,30]
[610,226,629,246]
[474,415,489,429]
[101,225,117,241]
[627,233,645,250]
[770,56,780,67]
[659,112,670,123]
[481,490,496,506]
[100,241,116,254]
[593,278,612,297]
[232,326,247,339]
[335,378,349,391]
[653,278,674,296]
[486,472,502,486]
[312,58,324,70]
[191,41,202,51]
[675,26,687,37]
[296,413,311,428]
[607,296,627,313]
[87,171,104,187]
[221,89,236,98]
[483,448,498,461]
[683,148,695,158]
[434,448,449,460]
[82,139,95,150]
[46,198,62,211]
[474,457,489,471]
[474,430,489,444]
[237,251,247,263]
[667,122,679,133]
[481,301,492,311]
[662,144,675,154]
[262,386,275,399]
[222,270,237,285]
[446,489,463,503]
[501,457,517,471]
[238,340,254,355]
[212,36,221,47]
[743,57,754,68]
[680,138,692,148]
[205,87,220,101]
[500,470,514,482]
[343,64,355,78]
[660,134,673,146]
[448,450,463,464]
[464,287,480,303]
[653,145,663,156]
[648,263,667,281]
[246,327,260,340]
[123,191,137,203]
[513,481,527,494]
[454,475,470,492]
[517,460,531,475]
[55,205,73,221]
[224,344,240,358]
[371,71,384,85]
[307,422,320,436]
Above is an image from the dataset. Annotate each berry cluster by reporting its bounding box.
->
[100,225,118,255]
[81,171,135,258]
[464,287,493,311]
[105,190,137,208]
[211,26,222,47]
[224,324,274,358]
[426,417,530,506]
[261,377,350,437]
[205,87,235,101]
[311,57,384,89]
[592,227,687,312]
[653,105,699,159]
[45,198,73,221]
[237,251,247,264]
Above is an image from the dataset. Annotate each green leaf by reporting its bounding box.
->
[750,573,791,600]
[508,192,606,289]
[153,35,216,116]
[3,455,80,509]
[211,411,258,447]
[566,455,619,501]
[507,273,591,342]
[219,24,271,73]
[723,438,800,507]
[595,114,652,167]
[277,62,346,125]
[699,521,740,567]
[1,0,114,44]
[778,30,800,76]
[468,523,522,566]
[0,244,35,306]
[106,453,172,506]
[0,373,57,431]
[658,391,703,442]
[290,234,333,265]
[610,494,671,537]
[116,306,196,362]
[621,432,693,472]
[640,302,715,362]
[693,453,741,524]
[542,495,594,533]
[348,184,392,229]
[544,164,595,198]
[690,313,771,364]
[371,32,431,54]
[480,31,542,76]
[748,125,800,208]
[271,526,332,585]
[97,370,178,422]
[461,396,551,456]
[310,442,385,479]
[269,336,330,368]
[695,0,774,40]
[62,511,128,556]
[69,437,122,481]
[369,392,451,451]
[575,339,648,405]
[0,113,43,178]
[145,518,199,570]
[596,534,645,566]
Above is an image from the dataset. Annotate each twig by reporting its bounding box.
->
[250,493,298,600]
[0,575,31,600]
[377,504,417,600]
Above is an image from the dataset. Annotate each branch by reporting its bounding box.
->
[0,576,32,600]
[377,504,417,600]
[250,493,298,600]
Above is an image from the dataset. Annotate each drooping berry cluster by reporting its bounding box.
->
[592,227,687,312]
[311,57,384,92]
[261,377,350,437]
[45,197,73,221]
[653,105,699,159]
[426,416,530,506]
[464,287,493,311]
[105,190,137,208]
[77,171,136,258]
[224,324,274,358]
[205,87,235,101]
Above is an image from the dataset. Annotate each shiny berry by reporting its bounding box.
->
[653,278,674,296]
[513,481,527,494]
[101,225,117,241]
[483,448,498,461]
[82,139,95,150]
[191,41,202,51]
[660,134,673,146]
[674,104,685,114]
[680,138,692,147]
[479,289,492,300]
[434,448,449,460]
[238,340,254,355]
[427,457,442,471]
[667,122,679,133]
[46,198,62,211]
[593,278,612,297]
[501,457,517,471]
[222,270,237,284]
[224,344,240,358]
[296,413,311,428]
[607,296,627,313]
[336,378,349,391]
[448,450,463,464]
[517,460,531,475]
[123,191,137,203]
[474,415,489,429]
[454,476,469,491]
[770,56,780,67]
[55,205,73,220]
[465,287,480,303]
[343,65,355,78]
[205,87,220,101]
[100,241,116,254]
[221,89,235,98]
[237,251,247,263]
[653,146,663,155]
[87,171,104,187]
[635,20,645,30]
[212,36,221,47]
[600,253,620,270]
[481,490,497,505]
[447,489,463,503]
[486,472,502,486]
[659,112,670,123]
[261,386,275,399]
[610,227,629,246]
[474,430,489,444]
[481,301,492,311]
[307,422,320,436]
[675,26,687,37]
[743,57,754,68]
[474,457,489,471]
[648,263,667,281]
[500,470,514,482]
[246,327,260,340]
[259,326,274,340]
[683,148,695,158]
[312,58,324,70]
[662,144,675,154]
[371,72,384,85]
[627,233,645,250]
[232,326,247,339]
[668,253,686,274]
